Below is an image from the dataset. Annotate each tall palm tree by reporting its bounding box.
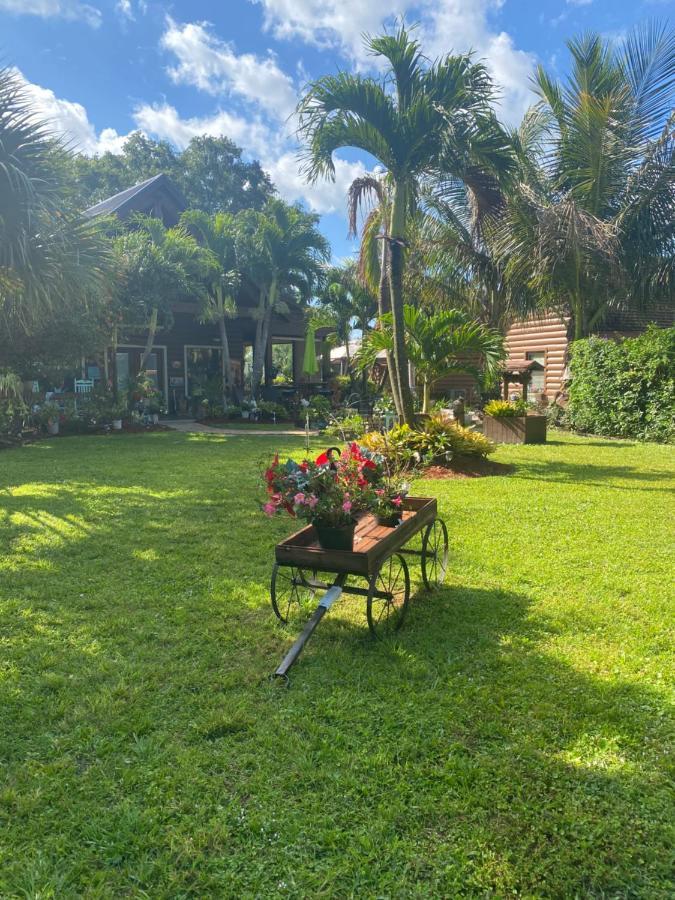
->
[181,210,240,408]
[358,305,504,413]
[298,26,511,423]
[499,23,675,340]
[235,199,329,398]
[0,66,110,335]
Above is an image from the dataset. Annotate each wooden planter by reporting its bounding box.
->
[484,414,547,444]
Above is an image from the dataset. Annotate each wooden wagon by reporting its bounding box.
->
[270,498,449,682]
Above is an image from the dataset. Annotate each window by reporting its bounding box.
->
[271,343,293,383]
[186,347,222,398]
[116,352,130,394]
[526,351,546,395]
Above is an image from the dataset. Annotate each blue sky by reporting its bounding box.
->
[1,0,669,260]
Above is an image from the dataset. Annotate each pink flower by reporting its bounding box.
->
[308,496,319,509]
[392,495,402,507]
[375,489,384,497]
[293,492,306,505]
[263,502,277,516]
[342,500,352,513]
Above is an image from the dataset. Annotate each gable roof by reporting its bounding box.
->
[83,173,187,226]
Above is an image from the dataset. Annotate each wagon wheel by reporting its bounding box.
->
[366,553,410,638]
[270,564,316,624]
[421,519,449,590]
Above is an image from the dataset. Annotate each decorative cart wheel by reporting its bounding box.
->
[421,519,449,590]
[366,553,410,638]
[270,564,316,624]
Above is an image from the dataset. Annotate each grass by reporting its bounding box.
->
[0,431,673,897]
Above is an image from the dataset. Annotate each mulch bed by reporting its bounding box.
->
[424,457,515,479]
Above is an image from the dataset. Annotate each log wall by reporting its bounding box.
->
[504,314,570,399]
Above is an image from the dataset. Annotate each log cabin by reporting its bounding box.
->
[84,174,326,414]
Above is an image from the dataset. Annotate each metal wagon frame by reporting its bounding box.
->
[270,497,449,682]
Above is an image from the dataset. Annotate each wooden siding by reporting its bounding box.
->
[504,314,569,398]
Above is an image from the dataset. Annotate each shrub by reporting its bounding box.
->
[568,326,674,442]
[257,400,289,421]
[324,412,366,439]
[361,416,494,466]
[308,395,332,420]
[484,399,528,417]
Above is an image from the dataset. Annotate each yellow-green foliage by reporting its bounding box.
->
[362,416,495,463]
[484,399,527,418]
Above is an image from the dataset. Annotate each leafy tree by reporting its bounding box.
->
[298,25,511,423]
[70,134,274,214]
[180,210,240,407]
[235,199,329,398]
[499,23,675,340]
[358,306,503,413]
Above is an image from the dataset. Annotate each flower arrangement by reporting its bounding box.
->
[263,443,380,526]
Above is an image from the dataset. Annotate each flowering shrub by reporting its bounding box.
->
[263,443,382,527]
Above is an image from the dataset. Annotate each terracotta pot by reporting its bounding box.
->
[313,521,355,551]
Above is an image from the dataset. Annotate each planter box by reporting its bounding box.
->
[484,414,547,444]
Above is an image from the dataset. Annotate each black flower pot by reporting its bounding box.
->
[313,521,356,551]
[376,513,402,528]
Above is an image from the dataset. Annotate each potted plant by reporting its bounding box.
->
[372,486,408,527]
[36,402,62,436]
[241,400,251,420]
[110,401,127,430]
[262,444,381,551]
[482,399,547,444]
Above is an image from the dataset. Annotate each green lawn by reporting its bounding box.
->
[0,432,673,898]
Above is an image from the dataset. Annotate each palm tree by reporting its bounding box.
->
[114,215,215,373]
[235,199,329,398]
[358,306,504,413]
[499,23,675,340]
[181,210,240,408]
[0,67,110,335]
[298,25,511,423]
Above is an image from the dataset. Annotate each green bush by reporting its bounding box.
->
[324,412,366,439]
[257,400,288,421]
[568,326,674,442]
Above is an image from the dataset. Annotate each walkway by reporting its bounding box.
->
[165,419,317,437]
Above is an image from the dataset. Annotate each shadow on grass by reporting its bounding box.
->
[270,582,671,895]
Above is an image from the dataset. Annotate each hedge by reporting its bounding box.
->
[568,325,674,442]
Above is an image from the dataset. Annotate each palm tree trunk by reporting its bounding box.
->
[252,280,276,398]
[389,181,415,425]
[422,378,431,415]
[139,307,158,371]
[217,295,231,410]
[378,232,401,418]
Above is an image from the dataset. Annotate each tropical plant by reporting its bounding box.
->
[499,22,675,340]
[235,199,329,397]
[180,210,240,408]
[114,215,215,372]
[358,305,503,413]
[298,26,512,422]
[484,399,528,418]
[0,66,112,359]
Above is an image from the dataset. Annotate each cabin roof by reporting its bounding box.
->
[83,173,187,226]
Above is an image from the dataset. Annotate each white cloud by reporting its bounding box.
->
[13,68,128,154]
[252,0,404,65]
[133,102,280,160]
[266,153,368,214]
[252,0,536,123]
[0,0,101,27]
[161,18,298,121]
